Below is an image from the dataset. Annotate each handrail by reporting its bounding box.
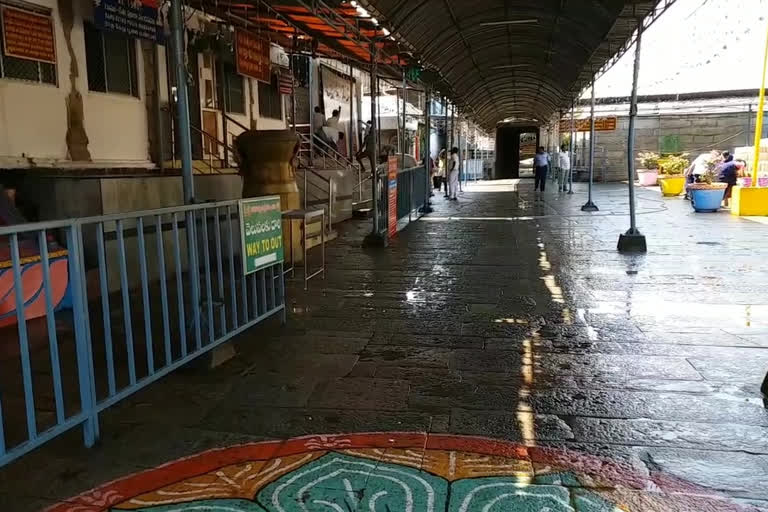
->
[223,113,249,132]
[298,131,357,170]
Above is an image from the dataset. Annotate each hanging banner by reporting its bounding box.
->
[239,196,284,275]
[388,156,398,238]
[235,29,270,83]
[559,117,617,133]
[93,0,160,41]
[1,6,56,64]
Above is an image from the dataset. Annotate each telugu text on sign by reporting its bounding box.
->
[235,29,270,83]
[93,0,161,42]
[239,196,284,275]
[1,6,56,64]
[559,117,617,133]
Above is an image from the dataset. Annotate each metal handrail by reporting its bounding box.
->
[189,125,239,174]
[223,113,249,132]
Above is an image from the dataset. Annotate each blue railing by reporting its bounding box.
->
[0,199,285,467]
[397,166,427,223]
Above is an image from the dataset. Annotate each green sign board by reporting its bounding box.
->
[239,196,284,275]
[660,134,681,154]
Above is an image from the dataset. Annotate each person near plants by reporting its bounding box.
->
[685,151,720,199]
[533,146,550,197]
[717,152,739,207]
[447,147,460,201]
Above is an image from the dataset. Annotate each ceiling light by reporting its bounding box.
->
[382,27,391,36]
[480,19,537,27]
[492,64,528,69]
[370,17,378,25]
[350,0,357,5]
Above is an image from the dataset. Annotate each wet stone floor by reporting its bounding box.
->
[2,180,768,511]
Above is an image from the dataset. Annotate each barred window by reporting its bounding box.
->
[0,10,56,85]
[216,62,245,115]
[258,73,282,120]
[84,22,139,97]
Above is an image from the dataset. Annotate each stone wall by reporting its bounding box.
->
[586,111,766,182]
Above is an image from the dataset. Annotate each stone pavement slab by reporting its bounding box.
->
[1,181,767,511]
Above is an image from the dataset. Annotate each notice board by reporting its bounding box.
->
[93,0,161,41]
[239,196,284,275]
[235,29,270,83]
[1,6,55,64]
[388,156,398,238]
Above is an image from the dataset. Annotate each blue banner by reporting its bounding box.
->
[93,0,161,42]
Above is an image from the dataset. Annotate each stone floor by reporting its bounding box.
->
[1,180,768,511]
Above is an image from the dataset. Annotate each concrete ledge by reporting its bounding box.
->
[731,186,768,216]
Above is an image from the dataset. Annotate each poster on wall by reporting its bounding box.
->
[235,29,270,83]
[320,65,357,157]
[0,5,55,64]
[93,0,161,41]
[388,156,398,238]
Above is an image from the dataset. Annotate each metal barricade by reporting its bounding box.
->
[396,166,427,224]
[0,200,285,467]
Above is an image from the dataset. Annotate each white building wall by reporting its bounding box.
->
[0,0,287,169]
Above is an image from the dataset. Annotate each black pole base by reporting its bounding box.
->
[761,369,768,401]
[581,201,599,212]
[419,204,434,214]
[617,229,647,253]
[363,232,388,248]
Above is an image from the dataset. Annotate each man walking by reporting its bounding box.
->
[448,147,460,201]
[533,146,550,199]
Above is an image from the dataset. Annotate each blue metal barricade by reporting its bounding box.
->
[0,199,285,467]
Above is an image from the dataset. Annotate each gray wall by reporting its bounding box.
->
[584,111,767,182]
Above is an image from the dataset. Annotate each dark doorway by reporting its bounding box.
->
[495,125,539,179]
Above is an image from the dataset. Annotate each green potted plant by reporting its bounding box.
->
[688,155,727,212]
[636,152,660,186]
[657,153,690,196]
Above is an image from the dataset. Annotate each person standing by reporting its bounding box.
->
[533,146,550,198]
[448,147,460,201]
[326,108,341,129]
[558,144,570,192]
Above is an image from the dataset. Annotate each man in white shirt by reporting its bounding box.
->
[558,145,570,192]
[312,106,324,133]
[326,108,341,129]
[448,147,460,200]
[533,146,550,197]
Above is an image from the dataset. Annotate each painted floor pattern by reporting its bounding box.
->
[44,433,752,512]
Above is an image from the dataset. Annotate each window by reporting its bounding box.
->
[215,62,245,114]
[0,10,56,84]
[258,73,282,120]
[84,23,138,97]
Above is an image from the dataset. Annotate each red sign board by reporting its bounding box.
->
[387,156,398,238]
[1,6,56,64]
[235,29,270,83]
[559,117,617,133]
[278,71,293,95]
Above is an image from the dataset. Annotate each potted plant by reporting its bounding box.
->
[636,152,660,186]
[689,156,727,212]
[657,153,690,196]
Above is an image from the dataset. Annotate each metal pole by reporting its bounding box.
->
[364,43,385,246]
[401,69,407,165]
[421,88,433,213]
[170,0,194,203]
[308,55,314,166]
[751,17,768,185]
[349,61,355,158]
[582,80,599,211]
[617,20,647,253]
[395,79,401,154]
[568,102,575,194]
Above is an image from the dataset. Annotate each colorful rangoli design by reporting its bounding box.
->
[47,433,754,512]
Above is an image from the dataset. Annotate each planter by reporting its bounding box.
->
[657,175,685,196]
[689,183,727,212]
[637,169,659,186]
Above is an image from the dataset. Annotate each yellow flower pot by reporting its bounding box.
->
[658,176,685,197]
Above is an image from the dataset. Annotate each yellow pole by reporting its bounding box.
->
[751,18,768,184]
